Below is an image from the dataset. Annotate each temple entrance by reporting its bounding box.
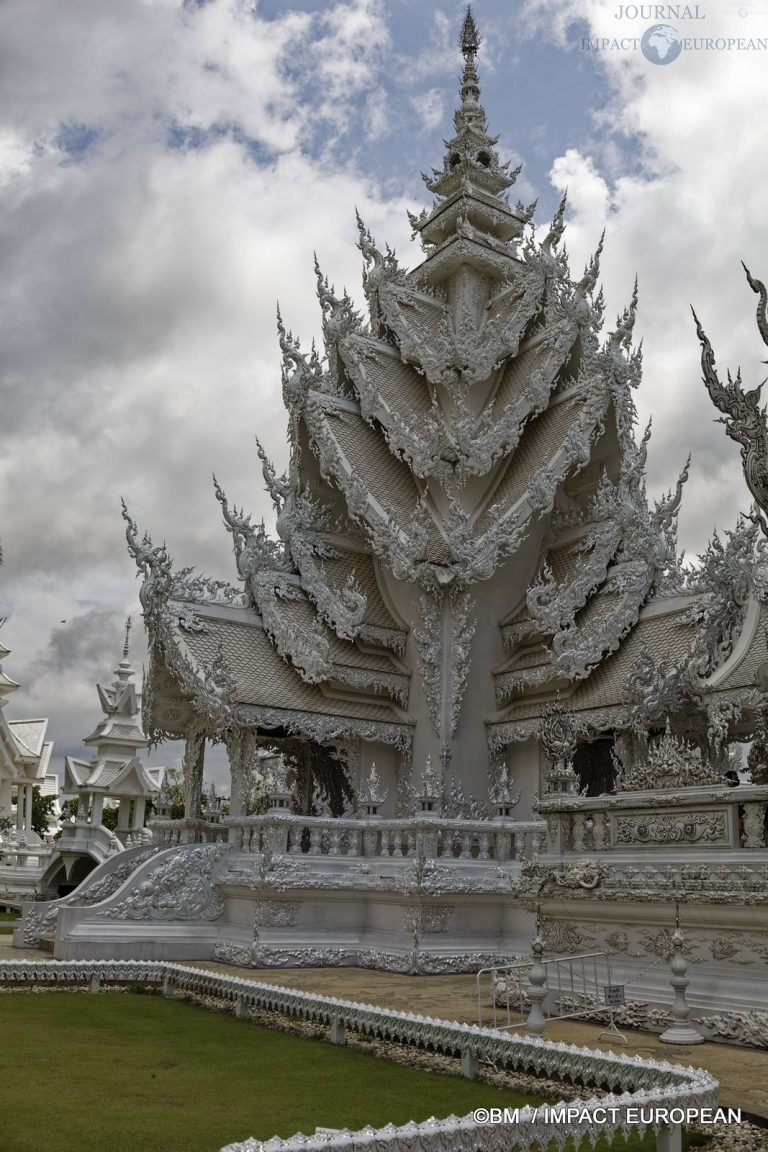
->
[573,737,616,797]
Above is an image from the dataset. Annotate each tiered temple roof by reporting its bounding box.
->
[125,10,768,810]
[0,618,52,792]
[64,620,164,799]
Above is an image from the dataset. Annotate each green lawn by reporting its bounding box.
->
[0,992,709,1152]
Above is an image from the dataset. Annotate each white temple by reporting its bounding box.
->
[41,618,165,896]
[0,617,55,899]
[16,12,768,1046]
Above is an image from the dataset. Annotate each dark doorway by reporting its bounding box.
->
[573,737,616,797]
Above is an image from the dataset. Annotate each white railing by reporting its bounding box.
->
[221,814,546,863]
[539,785,768,854]
[54,820,124,861]
[0,959,718,1152]
[149,818,230,847]
[17,843,161,947]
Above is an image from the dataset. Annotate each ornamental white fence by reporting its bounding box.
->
[0,959,717,1152]
[151,814,547,863]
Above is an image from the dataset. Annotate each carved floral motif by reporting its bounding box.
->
[614,813,727,845]
[97,845,226,921]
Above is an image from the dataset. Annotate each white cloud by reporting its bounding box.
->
[523,0,768,553]
[410,87,445,131]
[0,0,412,783]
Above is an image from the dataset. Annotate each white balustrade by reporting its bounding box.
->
[209,814,546,865]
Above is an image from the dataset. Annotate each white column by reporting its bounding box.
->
[183,730,206,820]
[90,793,104,826]
[117,797,132,832]
[133,796,146,829]
[656,1122,682,1151]
[16,784,25,833]
[0,778,12,818]
[226,731,247,819]
[24,784,34,835]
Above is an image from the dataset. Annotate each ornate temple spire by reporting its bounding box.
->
[90,615,145,742]
[413,8,527,255]
[455,6,486,140]
[459,6,480,55]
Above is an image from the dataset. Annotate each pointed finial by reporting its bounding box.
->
[459,6,481,57]
[123,615,133,659]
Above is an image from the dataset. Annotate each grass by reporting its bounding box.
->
[0,911,18,934]
[0,992,709,1152]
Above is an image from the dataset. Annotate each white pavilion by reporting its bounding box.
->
[42,618,165,895]
[0,617,55,900]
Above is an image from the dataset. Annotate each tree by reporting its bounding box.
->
[159,767,186,820]
[100,805,119,831]
[31,787,56,838]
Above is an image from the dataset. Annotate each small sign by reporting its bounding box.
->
[604,985,626,1007]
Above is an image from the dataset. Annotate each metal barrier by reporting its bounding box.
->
[476,950,628,1043]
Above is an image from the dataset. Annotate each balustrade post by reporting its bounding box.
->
[571,813,586,853]
[267,819,289,856]
[330,1017,346,1045]
[593,811,608,851]
[89,974,100,994]
[659,910,704,1046]
[421,822,439,859]
[547,813,564,854]
[655,1122,682,1152]
[742,802,766,848]
[460,1049,479,1079]
[288,826,303,854]
[525,927,548,1036]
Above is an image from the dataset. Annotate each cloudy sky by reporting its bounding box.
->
[1,0,767,787]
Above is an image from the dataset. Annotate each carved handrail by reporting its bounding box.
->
[536,783,768,812]
[149,818,229,847]
[221,814,546,862]
[148,814,547,862]
[537,790,768,853]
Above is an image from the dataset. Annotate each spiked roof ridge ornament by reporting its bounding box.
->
[122,615,132,661]
[696,264,768,536]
